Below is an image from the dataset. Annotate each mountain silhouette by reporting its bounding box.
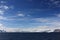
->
[0,30,6,32]
[54,29,60,32]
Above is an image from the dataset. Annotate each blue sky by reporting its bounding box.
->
[0,0,60,32]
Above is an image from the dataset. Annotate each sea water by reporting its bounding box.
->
[0,32,60,40]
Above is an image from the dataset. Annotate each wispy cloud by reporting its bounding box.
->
[0,1,6,4]
[56,14,60,17]
[0,17,60,32]
[0,10,4,15]
[0,5,12,15]
[1,25,60,32]
[17,11,30,17]
[17,14,25,17]
[0,16,7,20]
[32,17,60,27]
[0,5,9,10]
[44,0,60,8]
[51,0,60,7]
[32,18,49,23]
[3,5,9,10]
[0,0,14,15]
[0,23,5,30]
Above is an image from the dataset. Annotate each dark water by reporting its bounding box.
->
[0,32,60,40]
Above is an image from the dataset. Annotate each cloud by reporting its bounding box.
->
[53,1,60,7]
[56,14,60,17]
[17,14,25,17]
[0,5,9,15]
[3,5,9,10]
[0,16,60,32]
[0,20,60,32]
[0,1,6,4]
[0,24,50,32]
[54,13,60,17]
[26,26,60,32]
[5,28,21,32]
[0,5,9,10]
[21,26,50,32]
[0,5,14,15]
[0,10,4,15]
[45,0,60,8]
[51,0,60,7]
[32,17,60,27]
[0,23,5,30]
[17,11,31,17]
[0,16,19,21]
[0,16,7,20]
[0,15,27,21]
[0,23,21,32]
[32,18,49,23]
[1,25,60,32]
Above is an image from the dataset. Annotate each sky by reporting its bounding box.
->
[0,0,60,32]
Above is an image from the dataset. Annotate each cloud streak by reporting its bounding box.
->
[0,17,60,32]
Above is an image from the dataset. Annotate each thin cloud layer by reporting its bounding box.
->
[1,25,60,32]
[0,22,60,32]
